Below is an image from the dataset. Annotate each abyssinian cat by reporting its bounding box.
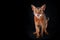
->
[31,4,49,38]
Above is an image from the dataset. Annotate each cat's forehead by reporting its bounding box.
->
[35,7,41,10]
[37,7,40,9]
[36,7,41,9]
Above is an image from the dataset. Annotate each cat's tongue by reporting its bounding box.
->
[37,14,40,16]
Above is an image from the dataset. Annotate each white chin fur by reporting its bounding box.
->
[34,13,42,19]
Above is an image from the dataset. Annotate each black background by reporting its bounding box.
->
[16,0,60,40]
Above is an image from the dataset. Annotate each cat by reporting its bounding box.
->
[31,4,49,38]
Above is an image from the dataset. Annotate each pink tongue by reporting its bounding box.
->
[37,14,40,16]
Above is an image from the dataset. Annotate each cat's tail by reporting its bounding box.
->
[45,17,49,28]
[47,17,49,21]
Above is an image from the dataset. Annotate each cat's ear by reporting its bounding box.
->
[40,4,46,11]
[31,4,36,11]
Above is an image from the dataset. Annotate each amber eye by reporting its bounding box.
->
[35,9,38,12]
[40,9,41,11]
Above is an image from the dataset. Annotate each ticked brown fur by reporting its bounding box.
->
[31,4,49,38]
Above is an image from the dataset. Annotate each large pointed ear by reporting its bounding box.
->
[31,4,36,11]
[40,4,46,11]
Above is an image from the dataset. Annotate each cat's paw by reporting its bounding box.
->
[33,32,36,34]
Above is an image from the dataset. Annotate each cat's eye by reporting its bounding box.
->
[39,10,41,11]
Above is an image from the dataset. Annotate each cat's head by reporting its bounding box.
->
[31,4,46,14]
